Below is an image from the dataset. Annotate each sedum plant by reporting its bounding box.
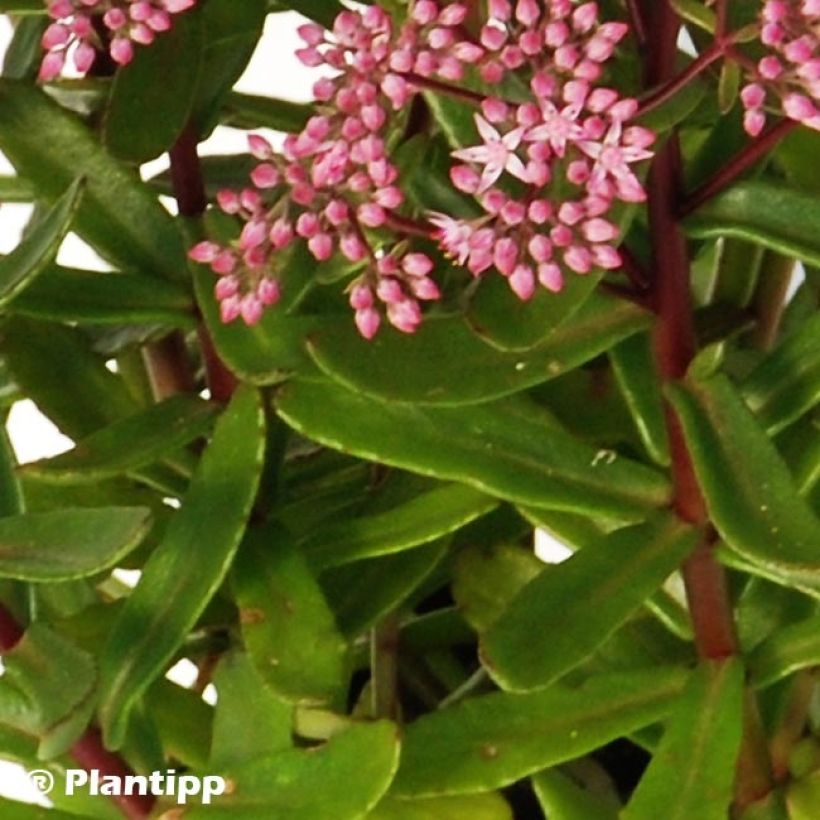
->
[0,0,818,817]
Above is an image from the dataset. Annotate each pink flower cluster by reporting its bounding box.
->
[190,1,654,338]
[741,0,820,135]
[39,0,196,81]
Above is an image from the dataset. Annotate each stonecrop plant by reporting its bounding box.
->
[0,0,819,818]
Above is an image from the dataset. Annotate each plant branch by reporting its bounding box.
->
[645,2,774,807]
[680,119,797,216]
[371,612,401,721]
[625,0,648,48]
[0,604,154,819]
[751,251,795,351]
[637,44,723,118]
[168,124,239,403]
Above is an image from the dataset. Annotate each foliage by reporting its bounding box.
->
[0,1,818,818]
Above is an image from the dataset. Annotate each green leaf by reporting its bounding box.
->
[467,270,604,352]
[452,543,544,634]
[275,380,671,522]
[299,483,497,569]
[322,543,448,637]
[104,11,203,162]
[98,386,265,748]
[0,317,139,439]
[748,612,820,688]
[0,623,96,759]
[7,265,194,326]
[145,679,213,771]
[0,424,24,518]
[368,793,512,820]
[742,314,820,435]
[194,265,317,385]
[669,0,716,31]
[0,507,151,581]
[0,801,88,820]
[0,80,187,278]
[0,178,83,309]
[685,180,820,267]
[531,769,620,820]
[668,374,820,594]
[25,395,216,483]
[309,293,651,405]
[192,0,268,135]
[610,333,671,466]
[210,651,292,770]
[480,515,700,691]
[221,92,312,133]
[622,660,744,820]
[233,526,347,705]
[392,667,688,797]
[184,720,400,820]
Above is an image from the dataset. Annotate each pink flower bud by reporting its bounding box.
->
[257,278,280,306]
[592,244,622,269]
[564,245,593,273]
[212,251,237,275]
[515,0,540,27]
[410,277,441,300]
[162,0,196,12]
[387,299,422,333]
[358,203,387,227]
[350,283,374,310]
[240,294,264,326]
[481,24,508,51]
[450,164,481,194]
[340,233,367,262]
[251,163,280,189]
[573,2,599,33]
[220,294,242,323]
[403,253,434,277]
[544,21,570,48]
[509,264,536,300]
[298,23,324,46]
[377,277,405,304]
[783,93,819,123]
[528,235,554,264]
[38,51,66,82]
[239,220,267,251]
[528,199,553,224]
[308,233,334,261]
[355,308,381,339]
[296,212,320,238]
[582,218,618,243]
[248,134,274,159]
[189,241,220,263]
[42,23,70,49]
[130,23,155,45]
[215,275,240,301]
[412,0,438,25]
[489,0,512,21]
[110,38,134,65]
[493,237,518,276]
[538,262,564,292]
[744,109,766,137]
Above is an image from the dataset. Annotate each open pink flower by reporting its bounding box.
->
[452,115,529,191]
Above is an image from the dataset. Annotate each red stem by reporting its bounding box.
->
[637,44,724,118]
[168,126,239,403]
[625,0,648,47]
[0,605,154,818]
[401,71,488,106]
[680,118,797,216]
